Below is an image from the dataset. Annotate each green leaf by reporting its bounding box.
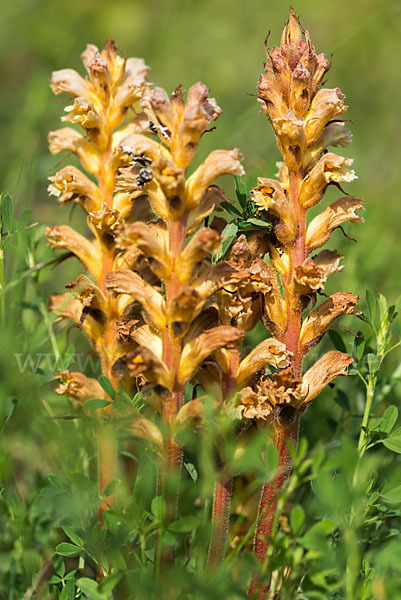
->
[55,542,82,557]
[62,526,83,547]
[184,461,198,482]
[380,406,398,434]
[245,217,272,229]
[98,573,122,593]
[365,289,376,324]
[169,516,199,532]
[151,496,165,520]
[1,397,18,434]
[1,193,14,233]
[98,375,115,400]
[299,519,337,551]
[290,505,305,536]
[328,329,347,353]
[220,201,243,218]
[234,176,248,209]
[382,483,401,504]
[383,427,401,453]
[84,398,112,410]
[103,479,120,497]
[18,208,32,228]
[77,578,108,600]
[213,222,238,262]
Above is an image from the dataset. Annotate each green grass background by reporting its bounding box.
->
[0,0,401,595]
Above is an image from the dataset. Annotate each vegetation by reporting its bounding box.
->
[1,2,400,599]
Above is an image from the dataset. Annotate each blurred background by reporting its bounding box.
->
[0,0,400,593]
[1,0,400,296]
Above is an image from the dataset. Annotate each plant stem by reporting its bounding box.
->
[207,348,239,570]
[357,375,375,456]
[249,420,299,599]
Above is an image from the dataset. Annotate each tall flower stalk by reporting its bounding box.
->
[242,10,363,598]
[105,83,246,563]
[46,42,148,522]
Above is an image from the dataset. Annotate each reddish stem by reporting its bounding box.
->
[207,347,240,570]
[249,420,299,598]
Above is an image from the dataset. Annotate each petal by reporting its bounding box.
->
[55,370,103,401]
[117,222,171,279]
[185,149,244,209]
[176,228,220,283]
[299,153,357,209]
[179,326,243,383]
[306,196,364,251]
[106,269,166,328]
[48,166,103,213]
[302,350,353,403]
[187,185,228,235]
[131,325,163,361]
[304,88,348,145]
[45,225,102,279]
[125,347,172,389]
[132,415,163,450]
[252,177,297,244]
[300,292,359,348]
[174,82,222,168]
[50,68,93,99]
[48,128,101,175]
[236,338,290,388]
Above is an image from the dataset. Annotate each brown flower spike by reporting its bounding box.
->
[246,11,362,597]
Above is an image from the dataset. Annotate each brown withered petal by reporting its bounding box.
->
[48,166,103,213]
[294,250,344,295]
[50,69,94,101]
[294,250,344,296]
[48,129,101,175]
[304,88,348,145]
[186,185,228,235]
[132,416,163,450]
[252,178,297,244]
[126,347,172,389]
[262,265,287,337]
[49,293,81,323]
[302,350,353,404]
[118,132,171,164]
[306,196,364,251]
[174,82,222,168]
[272,115,306,171]
[88,203,122,239]
[179,326,244,384]
[185,149,244,209]
[304,122,353,170]
[299,153,357,209]
[176,228,220,283]
[65,275,106,313]
[117,222,171,279]
[275,161,290,190]
[193,261,249,301]
[45,225,102,279]
[300,291,359,347]
[55,370,103,401]
[267,241,290,277]
[131,325,163,361]
[112,113,153,147]
[175,397,205,429]
[62,97,103,132]
[236,338,290,388]
[313,249,344,276]
[140,86,175,137]
[106,269,166,328]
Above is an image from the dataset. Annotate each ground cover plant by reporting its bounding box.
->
[1,5,401,600]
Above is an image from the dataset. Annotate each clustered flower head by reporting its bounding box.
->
[45,13,363,582]
[235,9,363,426]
